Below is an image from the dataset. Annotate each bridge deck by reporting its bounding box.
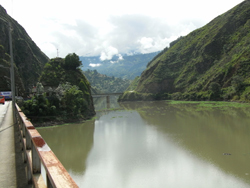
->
[0,102,31,188]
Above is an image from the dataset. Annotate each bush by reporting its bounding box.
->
[64,53,82,70]
[171,92,183,100]
[61,85,88,116]
[209,82,221,100]
[231,75,244,92]
[22,94,56,116]
[22,82,89,119]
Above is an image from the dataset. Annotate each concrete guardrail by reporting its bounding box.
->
[15,104,79,188]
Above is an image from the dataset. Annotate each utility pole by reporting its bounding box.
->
[9,21,16,123]
[57,48,59,57]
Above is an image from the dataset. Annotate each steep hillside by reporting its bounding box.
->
[80,51,160,80]
[83,69,131,93]
[0,5,49,95]
[120,0,250,102]
[0,44,25,95]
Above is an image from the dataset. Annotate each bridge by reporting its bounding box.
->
[0,101,78,188]
[92,93,123,110]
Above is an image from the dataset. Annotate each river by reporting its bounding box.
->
[38,95,250,188]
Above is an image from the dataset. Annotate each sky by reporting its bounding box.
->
[0,0,245,60]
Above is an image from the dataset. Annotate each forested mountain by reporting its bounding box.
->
[83,70,131,94]
[0,5,49,95]
[80,51,159,80]
[119,0,250,102]
[38,54,95,118]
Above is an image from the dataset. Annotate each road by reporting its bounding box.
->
[0,101,30,188]
[0,101,10,129]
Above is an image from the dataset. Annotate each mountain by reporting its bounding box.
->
[83,69,131,94]
[0,5,49,96]
[80,51,160,80]
[0,6,95,120]
[119,0,250,102]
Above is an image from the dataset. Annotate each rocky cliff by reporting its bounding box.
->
[0,5,49,95]
[120,0,250,102]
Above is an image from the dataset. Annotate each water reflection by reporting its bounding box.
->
[38,99,250,187]
[93,95,122,111]
[120,101,250,185]
[80,106,250,188]
[38,122,94,174]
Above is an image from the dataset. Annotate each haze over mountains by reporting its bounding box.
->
[80,51,159,80]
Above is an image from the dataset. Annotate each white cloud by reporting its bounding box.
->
[100,46,119,61]
[89,63,102,67]
[0,0,245,58]
[118,54,123,60]
[139,37,154,49]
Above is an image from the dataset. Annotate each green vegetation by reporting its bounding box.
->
[22,81,93,123]
[120,1,250,103]
[21,54,95,124]
[125,76,140,91]
[64,53,82,70]
[0,5,49,93]
[166,100,250,108]
[0,45,25,94]
[83,69,131,93]
[22,93,56,117]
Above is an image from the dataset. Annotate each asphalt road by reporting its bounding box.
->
[0,101,10,130]
[0,101,31,188]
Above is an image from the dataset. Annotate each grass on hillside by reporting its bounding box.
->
[166,100,250,108]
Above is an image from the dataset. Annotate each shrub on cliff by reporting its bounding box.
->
[22,94,56,117]
[22,82,89,120]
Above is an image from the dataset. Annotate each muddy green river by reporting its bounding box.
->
[38,96,250,188]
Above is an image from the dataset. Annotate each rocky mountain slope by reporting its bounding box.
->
[0,5,49,95]
[120,0,250,102]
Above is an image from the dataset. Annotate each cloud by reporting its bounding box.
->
[118,54,123,60]
[2,0,243,58]
[106,15,200,54]
[40,14,202,58]
[139,37,153,48]
[89,63,102,67]
[100,46,119,61]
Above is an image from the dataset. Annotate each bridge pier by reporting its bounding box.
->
[106,95,110,109]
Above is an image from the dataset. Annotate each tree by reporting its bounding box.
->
[209,82,221,100]
[22,93,56,116]
[64,53,82,70]
[231,75,243,92]
[36,82,44,95]
[61,85,87,116]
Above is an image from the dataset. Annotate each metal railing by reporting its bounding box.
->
[15,104,79,188]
